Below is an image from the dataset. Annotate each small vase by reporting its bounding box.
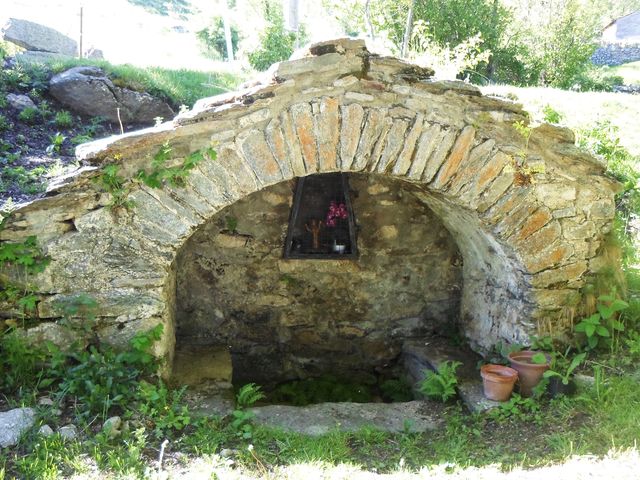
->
[508,350,551,397]
[480,364,519,402]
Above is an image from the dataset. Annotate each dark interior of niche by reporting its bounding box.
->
[235,358,416,406]
[283,173,358,259]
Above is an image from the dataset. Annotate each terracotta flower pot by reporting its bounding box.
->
[480,364,519,402]
[508,350,551,397]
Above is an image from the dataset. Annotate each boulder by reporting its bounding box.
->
[0,408,36,447]
[1,18,77,56]
[49,66,175,124]
[6,93,35,111]
[85,47,104,60]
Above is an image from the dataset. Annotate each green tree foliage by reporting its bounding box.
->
[247,2,304,71]
[325,0,623,88]
[126,0,192,17]
[197,17,241,60]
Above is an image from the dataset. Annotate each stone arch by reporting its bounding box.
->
[2,39,617,365]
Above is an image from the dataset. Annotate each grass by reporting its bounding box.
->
[482,85,640,157]
[604,61,640,86]
[45,58,246,108]
[2,370,639,479]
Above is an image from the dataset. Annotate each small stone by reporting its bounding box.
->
[38,396,55,406]
[0,408,36,447]
[38,424,54,437]
[219,448,237,458]
[102,416,122,438]
[6,93,36,111]
[58,424,78,441]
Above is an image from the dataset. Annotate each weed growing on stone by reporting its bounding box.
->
[94,162,134,210]
[136,142,215,188]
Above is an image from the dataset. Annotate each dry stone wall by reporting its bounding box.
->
[0,38,618,366]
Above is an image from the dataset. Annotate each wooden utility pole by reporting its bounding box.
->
[79,6,83,58]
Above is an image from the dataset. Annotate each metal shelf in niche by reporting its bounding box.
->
[283,173,358,259]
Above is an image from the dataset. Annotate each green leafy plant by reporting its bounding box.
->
[94,163,134,210]
[574,292,628,350]
[419,360,461,402]
[225,215,238,234]
[54,293,99,340]
[543,351,586,386]
[488,393,542,423]
[136,143,215,189]
[0,114,11,132]
[46,132,66,155]
[58,325,163,419]
[54,110,74,128]
[196,17,241,60]
[0,330,51,394]
[247,5,303,71]
[0,234,49,317]
[18,107,39,124]
[136,380,190,438]
[542,104,562,124]
[270,375,372,406]
[231,383,265,439]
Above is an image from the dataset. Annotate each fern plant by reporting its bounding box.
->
[419,360,461,402]
[231,383,265,439]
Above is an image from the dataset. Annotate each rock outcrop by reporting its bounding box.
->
[1,18,77,56]
[49,66,175,124]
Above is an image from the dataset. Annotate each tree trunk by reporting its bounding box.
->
[365,0,375,41]
[401,0,416,58]
[223,1,234,62]
[285,0,300,48]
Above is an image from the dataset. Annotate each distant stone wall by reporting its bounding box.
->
[175,175,462,385]
[592,43,640,66]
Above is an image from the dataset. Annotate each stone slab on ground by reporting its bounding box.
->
[251,400,445,435]
[2,18,77,55]
[0,407,36,447]
[402,338,501,412]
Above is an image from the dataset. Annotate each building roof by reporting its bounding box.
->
[603,11,640,44]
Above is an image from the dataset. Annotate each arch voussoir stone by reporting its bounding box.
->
[0,38,619,362]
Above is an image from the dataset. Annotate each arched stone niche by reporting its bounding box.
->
[0,39,618,372]
[174,174,463,385]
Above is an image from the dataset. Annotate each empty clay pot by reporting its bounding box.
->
[480,364,519,401]
[508,350,551,397]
